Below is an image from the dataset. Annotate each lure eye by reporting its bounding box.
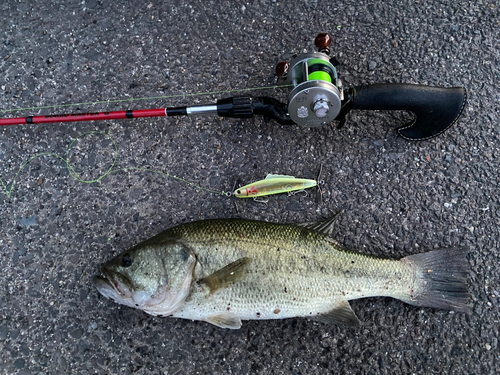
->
[121,254,133,267]
[236,190,241,194]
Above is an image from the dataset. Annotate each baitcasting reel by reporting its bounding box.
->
[276,34,344,127]
[0,33,466,140]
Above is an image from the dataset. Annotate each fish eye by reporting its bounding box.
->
[121,254,133,267]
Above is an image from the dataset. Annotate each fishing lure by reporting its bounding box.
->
[233,174,317,198]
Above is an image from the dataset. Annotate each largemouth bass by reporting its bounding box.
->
[93,218,470,329]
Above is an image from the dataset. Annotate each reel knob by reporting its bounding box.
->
[276,61,289,78]
[314,33,332,55]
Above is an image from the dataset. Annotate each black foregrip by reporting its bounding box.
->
[251,97,294,125]
[216,97,295,125]
[351,84,467,140]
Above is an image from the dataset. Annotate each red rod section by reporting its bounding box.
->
[0,108,167,126]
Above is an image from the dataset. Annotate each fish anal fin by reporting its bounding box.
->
[311,301,361,327]
[206,313,242,329]
[198,257,251,296]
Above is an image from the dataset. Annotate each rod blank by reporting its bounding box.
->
[0,108,168,126]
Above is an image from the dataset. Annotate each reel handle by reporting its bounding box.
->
[349,84,467,140]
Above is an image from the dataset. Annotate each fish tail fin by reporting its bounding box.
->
[400,247,471,312]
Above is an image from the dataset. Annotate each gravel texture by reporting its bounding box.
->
[0,0,499,374]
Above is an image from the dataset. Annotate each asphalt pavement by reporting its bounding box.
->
[0,0,499,374]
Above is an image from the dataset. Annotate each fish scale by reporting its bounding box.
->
[94,218,470,329]
[170,221,414,320]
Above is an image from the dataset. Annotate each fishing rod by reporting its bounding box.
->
[0,33,466,141]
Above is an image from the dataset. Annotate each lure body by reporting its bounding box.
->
[233,174,317,198]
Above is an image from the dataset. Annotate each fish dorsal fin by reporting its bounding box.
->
[198,257,251,296]
[311,301,361,327]
[265,174,296,180]
[206,313,242,329]
[297,213,343,238]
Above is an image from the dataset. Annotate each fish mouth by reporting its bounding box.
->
[93,267,166,312]
[92,267,133,301]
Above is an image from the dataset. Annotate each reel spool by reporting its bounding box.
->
[277,34,343,127]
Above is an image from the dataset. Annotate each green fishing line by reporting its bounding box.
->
[0,85,293,114]
[0,131,230,198]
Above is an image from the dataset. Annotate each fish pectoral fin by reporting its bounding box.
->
[206,313,242,329]
[198,257,251,296]
[311,301,361,327]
